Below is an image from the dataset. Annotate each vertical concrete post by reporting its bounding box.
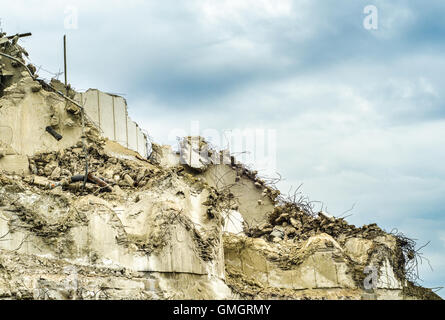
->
[125,114,129,148]
[63,35,67,88]
[97,90,101,127]
[136,125,138,153]
[112,96,116,141]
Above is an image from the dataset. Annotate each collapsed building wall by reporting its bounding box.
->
[0,121,233,299]
[0,33,441,300]
[149,137,442,300]
[152,138,276,228]
[0,73,83,174]
[74,89,148,158]
[202,164,275,228]
[0,84,148,174]
[223,233,410,300]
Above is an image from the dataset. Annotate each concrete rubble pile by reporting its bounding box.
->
[0,34,441,300]
[247,205,386,242]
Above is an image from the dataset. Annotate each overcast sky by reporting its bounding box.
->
[2,0,444,296]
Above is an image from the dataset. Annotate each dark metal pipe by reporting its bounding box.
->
[70,173,112,192]
[45,126,62,141]
[63,35,67,87]
[87,172,111,190]
[71,175,87,183]
[6,32,32,40]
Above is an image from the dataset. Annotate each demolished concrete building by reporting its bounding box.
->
[0,33,441,300]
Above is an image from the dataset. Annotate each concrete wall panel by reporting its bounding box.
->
[0,97,83,157]
[137,127,146,157]
[82,90,100,125]
[113,97,128,147]
[98,91,114,141]
[79,89,148,157]
[127,117,137,152]
[74,92,83,105]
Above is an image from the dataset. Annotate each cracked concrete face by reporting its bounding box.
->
[0,69,83,174]
[0,154,231,299]
[0,35,441,300]
[223,233,406,299]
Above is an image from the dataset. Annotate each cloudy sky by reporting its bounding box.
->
[3,0,444,296]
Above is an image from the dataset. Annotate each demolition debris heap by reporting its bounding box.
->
[0,33,441,300]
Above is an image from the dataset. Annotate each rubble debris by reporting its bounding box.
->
[179,136,212,172]
[177,136,232,173]
[123,174,135,187]
[270,226,285,240]
[244,196,385,243]
[24,175,64,189]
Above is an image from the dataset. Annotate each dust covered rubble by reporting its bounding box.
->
[0,122,236,299]
[1,132,441,299]
[221,181,440,300]
[170,136,441,300]
[0,35,233,298]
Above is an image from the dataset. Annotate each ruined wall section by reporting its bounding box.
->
[202,164,275,227]
[75,89,148,158]
[0,72,83,174]
[223,233,409,300]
